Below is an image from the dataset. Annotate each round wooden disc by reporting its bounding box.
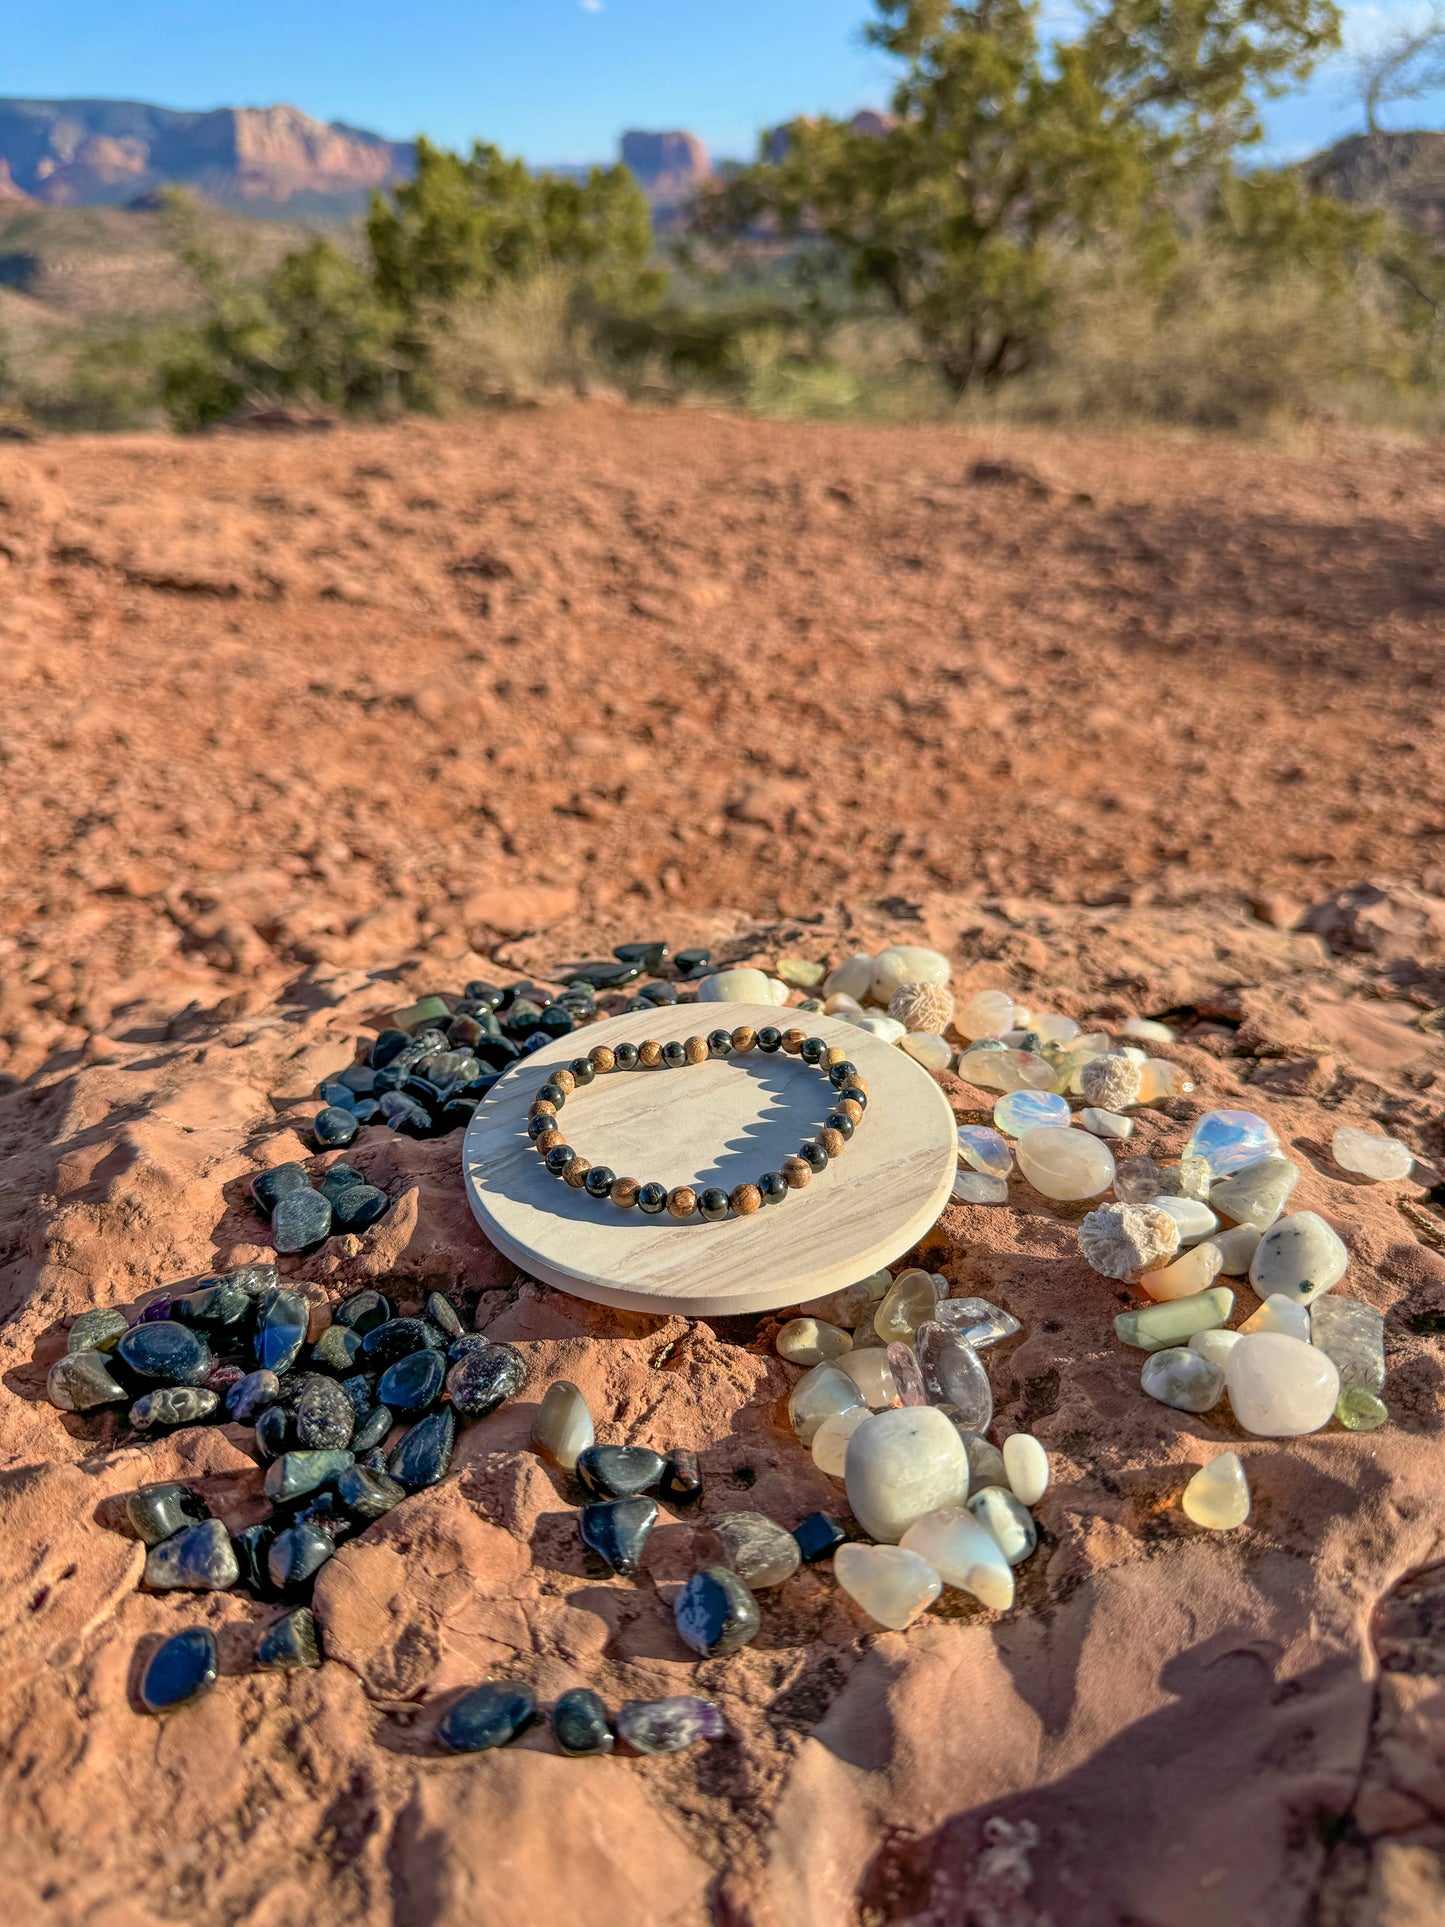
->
[462,1002,957,1316]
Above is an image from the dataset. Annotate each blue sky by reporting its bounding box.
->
[3,0,1441,165]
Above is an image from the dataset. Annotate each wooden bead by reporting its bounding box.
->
[823,1046,849,1069]
[838,1097,864,1127]
[550,1068,576,1096]
[589,1045,616,1073]
[610,1177,641,1210]
[781,1156,813,1189]
[820,1127,845,1160]
[563,1156,591,1188]
[781,1028,806,1055]
[684,1036,708,1065]
[529,1098,557,1120]
[638,1039,663,1067]
[667,1185,698,1219]
[730,1025,757,1053]
[536,1128,567,1157]
[729,1183,762,1217]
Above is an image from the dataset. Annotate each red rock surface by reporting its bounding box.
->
[1,413,1444,1924]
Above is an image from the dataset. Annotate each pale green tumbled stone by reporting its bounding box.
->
[776,1317,853,1366]
[1210,1156,1300,1232]
[1240,1293,1311,1341]
[1249,1211,1349,1306]
[1115,1286,1234,1353]
[1140,1346,1225,1412]
[1336,1389,1388,1431]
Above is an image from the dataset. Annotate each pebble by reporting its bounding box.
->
[834,1543,942,1629]
[812,1406,873,1475]
[352,1404,394,1452]
[695,968,788,1005]
[1149,1196,1219,1243]
[1210,1156,1300,1231]
[674,1565,762,1656]
[438,1682,538,1753]
[1337,1389,1389,1431]
[1332,1126,1413,1182]
[48,1349,127,1412]
[145,1518,240,1591]
[1079,1107,1135,1139]
[1310,1295,1386,1394]
[788,1360,867,1442]
[952,1170,1009,1204]
[130,1387,219,1430]
[844,1406,968,1543]
[1138,1239,1225,1302]
[126,1481,209,1546]
[293,1376,356,1449]
[616,1696,724,1754]
[255,1405,291,1458]
[1079,1202,1181,1282]
[824,953,876,1002]
[874,1268,941,1342]
[312,1105,358,1149]
[117,1320,213,1387]
[993,1090,1070,1137]
[552,1687,614,1756]
[1225,1332,1340,1435]
[334,1289,392,1334]
[272,1189,333,1255]
[254,1289,310,1374]
[67,1307,129,1354]
[445,1341,527,1418]
[1115,1286,1234,1351]
[139,1628,219,1713]
[1016,1127,1116,1201]
[361,1317,435,1366]
[967,1484,1038,1565]
[839,1346,899,1408]
[900,1031,952,1071]
[870,946,949,1003]
[580,1497,658,1575]
[251,1163,311,1218]
[1002,1434,1049,1505]
[1182,1453,1251,1530]
[898,1506,1014,1610]
[915,1324,993,1431]
[377,1348,446,1415]
[254,1607,323,1671]
[1189,1327,1242,1369]
[1183,1110,1280,1179]
[955,987,1016,1041]
[265,1449,354,1503]
[777,956,827,990]
[793,1511,847,1562]
[1249,1211,1349,1305]
[388,1408,455,1490]
[311,1325,364,1374]
[576,1444,667,1502]
[268,1520,336,1593]
[1203,1224,1261,1276]
[1140,1347,1226,1412]
[958,1047,1057,1093]
[531,1381,594,1470]
[1240,1293,1311,1341]
[776,1317,853,1365]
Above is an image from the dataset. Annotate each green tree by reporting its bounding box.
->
[698,0,1343,390]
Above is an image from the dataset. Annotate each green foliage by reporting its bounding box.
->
[699,0,1345,390]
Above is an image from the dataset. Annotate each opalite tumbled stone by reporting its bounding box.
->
[1182,1453,1250,1530]
[1115,1286,1234,1352]
[788,1361,867,1443]
[1205,1224,1262,1275]
[1003,1433,1049,1505]
[1332,1126,1413,1182]
[956,987,1016,1041]
[1241,1293,1311,1341]
[1189,1327,1241,1370]
[953,1170,1009,1204]
[1149,1196,1219,1243]
[1249,1211,1349,1305]
[901,1032,952,1072]
[933,1297,1020,1349]
[957,1126,1012,1178]
[1139,1239,1224,1302]
[530,1381,594,1471]
[958,1048,1056,1093]
[812,1405,873,1476]
[1183,1110,1281,1179]
[899,1506,1014,1609]
[844,1407,968,1542]
[1225,1331,1340,1435]
[1079,1107,1135,1139]
[915,1324,993,1431]
[696,968,787,1005]
[1337,1389,1388,1430]
[993,1090,1070,1137]
[1140,1346,1225,1412]
[777,1317,853,1366]
[968,1485,1038,1565]
[1016,1127,1116,1201]
[825,953,876,1002]
[840,1346,900,1408]
[874,1269,942,1343]
[1310,1294,1385,1394]
[1210,1157,1300,1232]
[834,1543,942,1630]
[871,946,949,1003]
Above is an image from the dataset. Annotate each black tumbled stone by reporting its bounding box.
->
[295,1377,357,1450]
[614,941,668,972]
[140,1628,219,1712]
[352,1403,394,1452]
[424,1291,463,1339]
[674,948,712,977]
[254,1288,309,1373]
[264,1448,354,1503]
[792,1511,847,1562]
[445,1342,526,1419]
[130,1386,219,1429]
[335,1289,392,1334]
[231,1523,275,1597]
[273,1189,333,1254]
[561,960,641,989]
[638,981,678,1006]
[255,1403,292,1458]
[331,1183,390,1231]
[552,1687,614,1756]
[228,1369,282,1421]
[378,1347,446,1414]
[144,1518,239,1592]
[170,1283,250,1330]
[388,1407,455,1491]
[361,1317,436,1367]
[370,1027,412,1069]
[313,1105,359,1149]
[251,1163,311,1219]
[311,1324,364,1376]
[659,1449,703,1507]
[126,1481,209,1547]
[437,1681,538,1754]
[254,1607,322,1671]
[575,1444,666,1502]
[117,1321,213,1388]
[674,1565,761,1658]
[336,1463,405,1521]
[580,1497,657,1576]
[319,1162,366,1205]
[268,1521,335,1595]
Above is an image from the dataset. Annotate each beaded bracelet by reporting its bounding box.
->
[525,1024,869,1221]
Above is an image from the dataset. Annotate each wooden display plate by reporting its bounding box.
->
[462,1003,957,1316]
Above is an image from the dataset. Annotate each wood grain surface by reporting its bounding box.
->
[462,1002,957,1315]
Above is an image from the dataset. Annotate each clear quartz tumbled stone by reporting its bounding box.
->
[1310,1295,1385,1394]
[1332,1127,1413,1182]
[915,1323,993,1431]
[956,987,1017,1041]
[874,1270,943,1343]
[932,1297,1021,1349]
[953,1170,1010,1204]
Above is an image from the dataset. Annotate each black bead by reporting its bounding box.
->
[250,1163,311,1219]
[580,1496,658,1576]
[312,1105,358,1150]
[756,1026,783,1053]
[568,1056,597,1086]
[792,1511,847,1562]
[800,1036,827,1065]
[638,1182,668,1215]
[800,1140,829,1173]
[545,1144,576,1176]
[661,1040,687,1068]
[612,1042,640,1071]
[848,1087,869,1112]
[117,1320,213,1388]
[825,1110,855,1141]
[758,1170,788,1205]
[437,1681,538,1753]
[552,1686,614,1756]
[139,1628,219,1713]
[388,1407,455,1491]
[706,1029,733,1058]
[674,1566,762,1657]
[377,1348,446,1414]
[584,1165,616,1198]
[659,1449,703,1506]
[829,1060,860,1089]
[698,1187,730,1222]
[536,1081,567,1110]
[576,1444,667,1502]
[527,1111,557,1141]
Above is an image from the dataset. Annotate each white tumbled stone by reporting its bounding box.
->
[1141,1346,1225,1412]
[1249,1211,1349,1306]
[1182,1452,1251,1530]
[852,1013,907,1044]
[811,1405,873,1477]
[844,1407,968,1543]
[1002,1433,1049,1506]
[968,1485,1038,1564]
[1079,1107,1135,1139]
[956,1047,1056,1093]
[900,1505,1015,1609]
[955,987,1017,1041]
[777,1317,853,1366]
[1123,1017,1176,1043]
[1240,1293,1311,1341]
[1137,1057,1193,1101]
[1149,1196,1219,1243]
[1138,1239,1225,1302]
[696,967,787,1005]
[901,1031,953,1072]
[870,946,950,1004]
[1333,1126,1414,1182]
[1204,1223,1262,1276]
[1189,1326,1242,1369]
[834,1543,942,1630]
[1225,1331,1340,1436]
[1210,1156,1300,1232]
[1016,1127,1116,1201]
[824,953,876,1003]
[823,990,866,1018]
[530,1381,594,1471]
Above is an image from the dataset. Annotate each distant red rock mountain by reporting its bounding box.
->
[619,129,712,205]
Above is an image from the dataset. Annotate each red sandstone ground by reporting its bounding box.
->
[1,409,1444,1927]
